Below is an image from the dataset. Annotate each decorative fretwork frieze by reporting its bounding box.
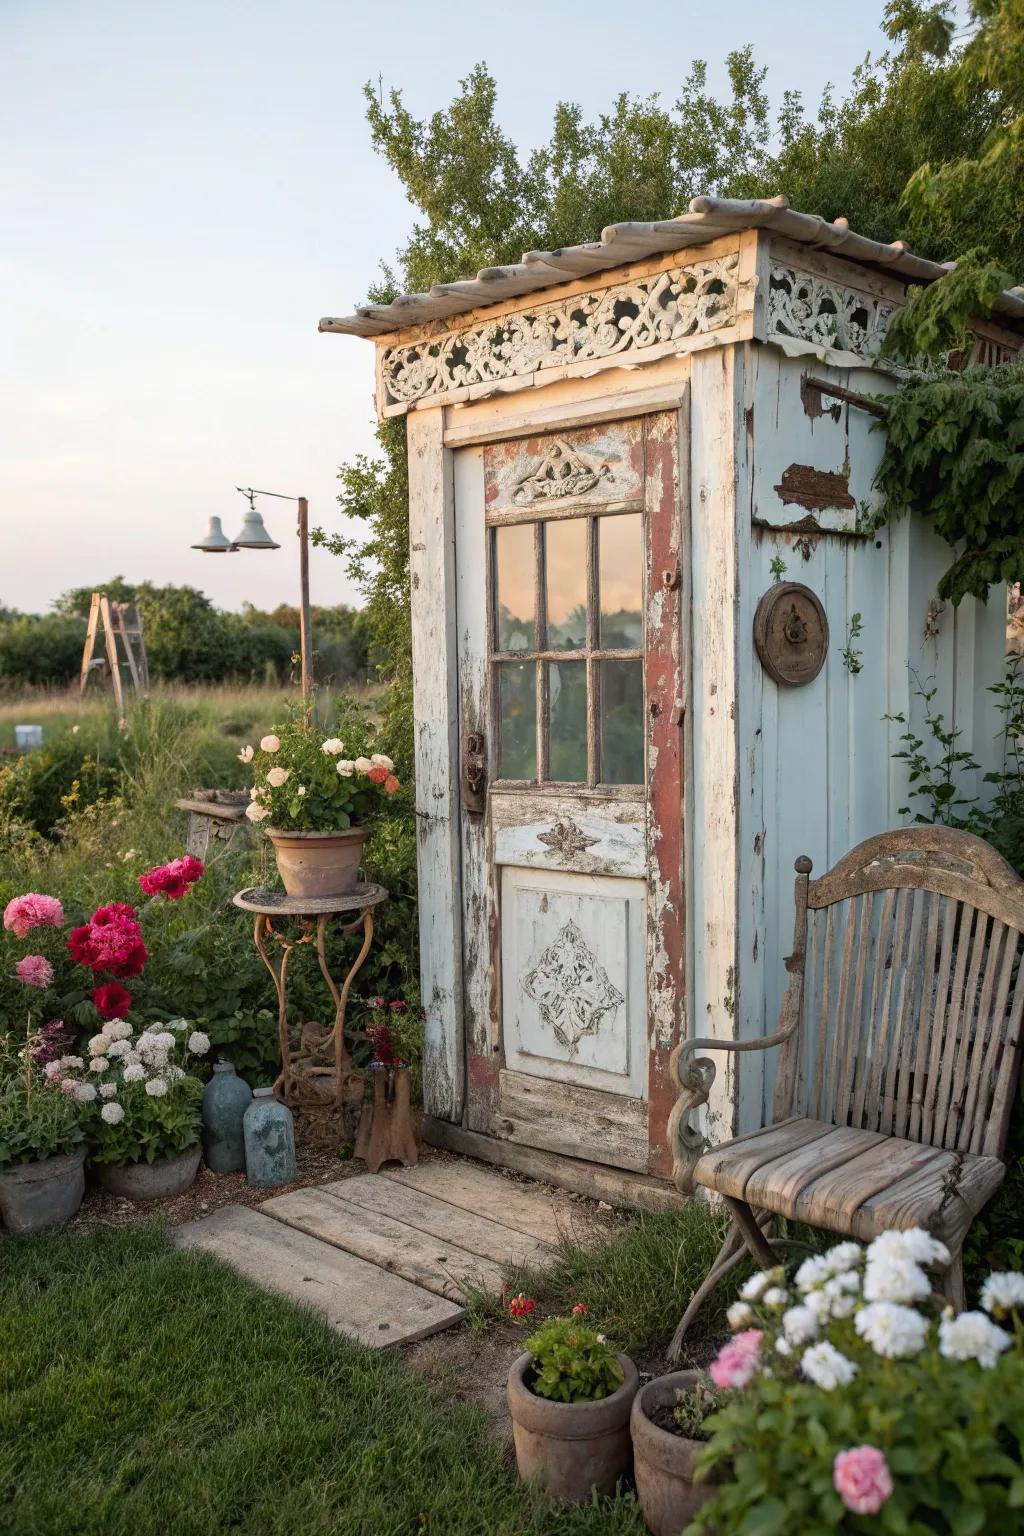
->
[767,265,897,361]
[380,253,739,408]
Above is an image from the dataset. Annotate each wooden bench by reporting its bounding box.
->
[668,827,1024,1353]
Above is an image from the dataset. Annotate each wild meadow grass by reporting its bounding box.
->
[0,681,295,750]
[0,1222,646,1536]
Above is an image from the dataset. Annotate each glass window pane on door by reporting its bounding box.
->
[599,514,643,649]
[498,661,537,779]
[494,523,536,652]
[599,659,644,784]
[544,519,588,651]
[548,661,587,782]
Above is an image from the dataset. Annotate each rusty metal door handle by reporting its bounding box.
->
[463,730,486,815]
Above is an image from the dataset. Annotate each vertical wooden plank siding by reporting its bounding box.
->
[407,409,466,1122]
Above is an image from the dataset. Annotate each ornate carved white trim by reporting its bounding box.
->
[380,254,739,408]
[536,818,599,857]
[767,265,897,361]
[521,919,624,1053]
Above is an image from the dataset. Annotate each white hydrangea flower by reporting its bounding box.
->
[739,1271,772,1302]
[60,1054,84,1070]
[762,1287,789,1309]
[354,756,372,773]
[800,1341,857,1390]
[154,1031,176,1050]
[370,753,394,772]
[123,1063,147,1083]
[782,1305,819,1345]
[99,1082,118,1099]
[980,1272,1024,1318]
[868,1228,950,1269]
[43,1060,62,1079]
[101,1102,125,1125]
[822,1242,863,1275]
[105,1039,130,1058]
[939,1311,1012,1368]
[321,738,344,755]
[74,1082,98,1102]
[89,1056,109,1074]
[805,1287,834,1320]
[726,1301,753,1331]
[260,734,281,753]
[165,1065,186,1081]
[266,766,290,788]
[854,1302,929,1358]
[795,1255,833,1292]
[145,1077,168,1097]
[822,1275,859,1318]
[188,1031,211,1056]
[336,760,355,777]
[863,1256,931,1305]
[106,1020,133,1041]
[87,1033,109,1057]
[121,1050,141,1066]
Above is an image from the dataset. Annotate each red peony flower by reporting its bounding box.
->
[139,855,204,899]
[67,905,147,978]
[509,1293,537,1320]
[93,982,132,1020]
[90,903,138,926]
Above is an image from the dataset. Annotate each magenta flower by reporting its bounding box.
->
[833,1446,893,1514]
[709,1328,764,1390]
[15,954,54,989]
[3,893,64,938]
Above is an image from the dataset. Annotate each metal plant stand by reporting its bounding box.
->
[232,884,388,1146]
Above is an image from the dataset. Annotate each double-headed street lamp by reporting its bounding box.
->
[192,486,313,702]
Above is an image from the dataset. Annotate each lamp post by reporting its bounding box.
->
[192,487,313,702]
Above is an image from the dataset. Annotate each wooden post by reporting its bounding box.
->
[79,593,101,697]
[297,497,312,703]
[98,596,126,724]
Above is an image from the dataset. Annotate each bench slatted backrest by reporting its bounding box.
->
[785,828,1024,1160]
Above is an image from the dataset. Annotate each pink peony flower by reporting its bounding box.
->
[3,893,64,938]
[16,954,54,989]
[833,1446,893,1515]
[709,1328,764,1389]
[139,855,204,900]
[68,904,146,978]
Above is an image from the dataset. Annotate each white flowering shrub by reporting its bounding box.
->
[240,715,400,830]
[56,1018,208,1166]
[686,1231,1024,1534]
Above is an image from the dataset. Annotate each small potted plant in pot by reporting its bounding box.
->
[240,719,401,900]
[631,1371,720,1534]
[0,1026,87,1233]
[507,1303,639,1502]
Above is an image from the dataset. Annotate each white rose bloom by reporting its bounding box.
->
[354,756,372,773]
[266,766,290,788]
[804,1288,834,1320]
[89,1057,110,1074]
[188,1031,211,1056]
[822,1277,859,1319]
[87,1034,109,1057]
[800,1341,857,1391]
[336,760,355,777]
[781,1305,819,1345]
[822,1242,863,1275]
[60,1055,84,1069]
[145,1077,168,1097]
[260,734,281,753]
[101,1102,125,1124]
[250,785,260,799]
[321,738,344,755]
[980,1272,1024,1317]
[939,1311,1012,1369]
[123,1063,147,1083]
[867,1228,950,1269]
[854,1301,929,1358]
[245,801,270,823]
[863,1256,930,1306]
[738,1271,771,1303]
[238,745,254,763]
[99,1082,118,1099]
[775,1336,792,1356]
[762,1287,789,1309]
[296,785,306,797]
[106,1020,133,1041]
[795,1255,833,1292]
[370,753,394,772]
[43,1060,62,1079]
[74,1082,98,1102]
[726,1301,753,1331]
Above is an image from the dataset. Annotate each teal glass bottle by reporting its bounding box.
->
[243,1088,297,1188]
[201,1062,253,1174]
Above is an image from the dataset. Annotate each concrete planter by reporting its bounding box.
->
[97,1145,202,1201]
[0,1148,86,1233]
[507,1350,639,1503]
[631,1370,717,1535]
[266,826,370,901]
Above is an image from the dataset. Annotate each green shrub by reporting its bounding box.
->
[0,615,85,687]
[523,1314,626,1404]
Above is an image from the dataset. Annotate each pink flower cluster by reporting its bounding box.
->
[67,904,147,979]
[709,1328,764,1390]
[31,1020,69,1066]
[833,1446,893,1514]
[138,855,204,900]
[15,954,54,989]
[3,893,64,938]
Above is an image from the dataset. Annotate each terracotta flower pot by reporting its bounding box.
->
[631,1370,717,1535]
[0,1148,86,1233]
[266,826,370,900]
[97,1145,202,1200]
[507,1350,639,1503]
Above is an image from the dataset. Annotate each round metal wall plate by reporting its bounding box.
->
[753,582,829,687]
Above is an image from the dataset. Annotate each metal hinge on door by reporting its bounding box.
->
[462,730,487,815]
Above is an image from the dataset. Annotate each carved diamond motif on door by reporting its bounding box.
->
[521,919,625,1053]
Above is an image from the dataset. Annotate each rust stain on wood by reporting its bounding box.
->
[774,463,856,514]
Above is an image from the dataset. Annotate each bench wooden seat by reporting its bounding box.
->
[668,828,1024,1355]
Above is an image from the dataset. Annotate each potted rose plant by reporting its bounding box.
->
[239,719,400,899]
[681,1231,1024,1535]
[507,1304,639,1502]
[0,1026,87,1232]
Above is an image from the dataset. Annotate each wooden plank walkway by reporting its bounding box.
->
[173,1158,589,1348]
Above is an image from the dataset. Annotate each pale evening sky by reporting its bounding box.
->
[3,0,893,616]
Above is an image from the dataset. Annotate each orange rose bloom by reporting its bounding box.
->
[384,774,400,794]
[367,764,388,784]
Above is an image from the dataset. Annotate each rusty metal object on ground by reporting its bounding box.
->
[354,1064,419,1173]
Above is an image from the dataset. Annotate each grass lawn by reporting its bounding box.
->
[0,1221,647,1536]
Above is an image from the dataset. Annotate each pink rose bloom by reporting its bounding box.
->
[709,1328,763,1389]
[833,1446,893,1515]
[15,954,54,989]
[3,893,65,938]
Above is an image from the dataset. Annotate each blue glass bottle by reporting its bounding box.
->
[242,1088,297,1187]
[201,1062,253,1174]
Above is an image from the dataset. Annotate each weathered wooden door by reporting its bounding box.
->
[455,413,685,1177]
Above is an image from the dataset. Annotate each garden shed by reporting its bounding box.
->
[320,195,1024,1204]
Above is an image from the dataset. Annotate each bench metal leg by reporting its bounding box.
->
[724,1194,780,1270]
